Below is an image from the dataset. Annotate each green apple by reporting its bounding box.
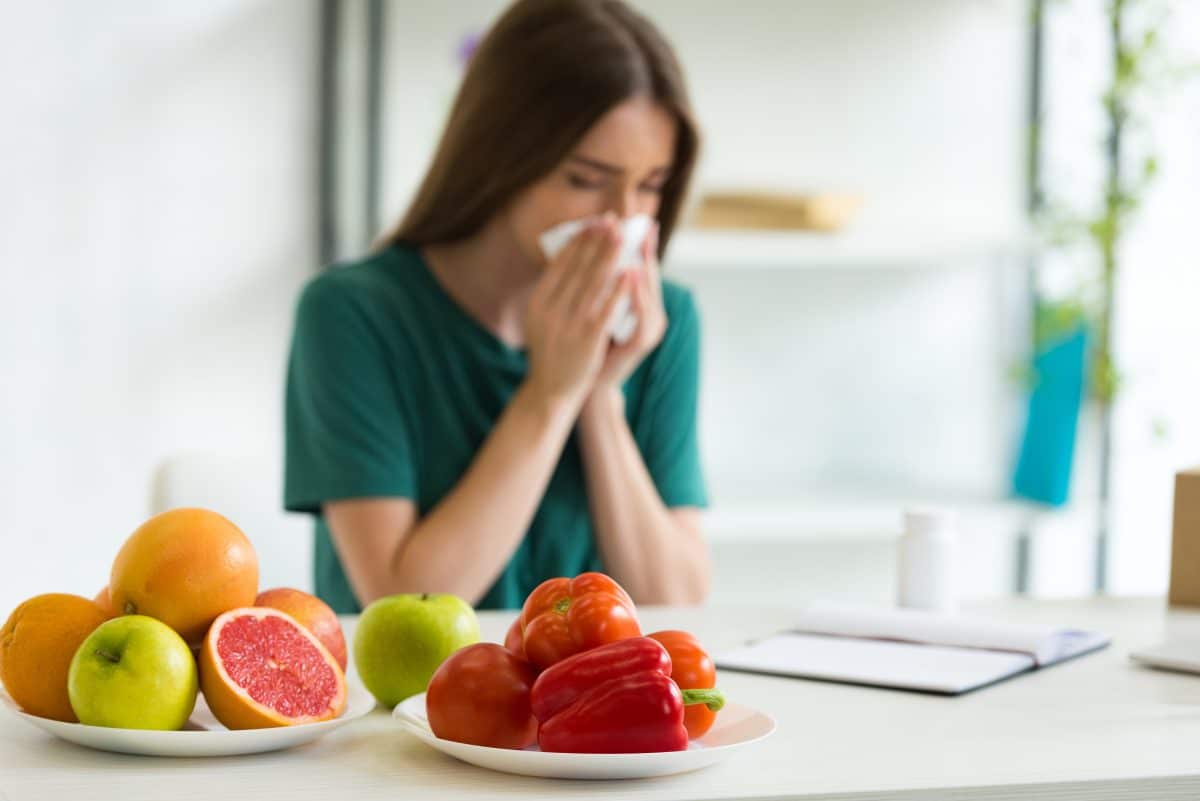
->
[354,593,480,708]
[67,615,198,730]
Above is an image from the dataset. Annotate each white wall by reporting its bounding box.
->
[0,1,318,615]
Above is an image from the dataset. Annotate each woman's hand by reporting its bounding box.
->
[524,213,632,413]
[589,219,667,395]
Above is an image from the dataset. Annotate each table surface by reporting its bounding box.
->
[6,598,1200,801]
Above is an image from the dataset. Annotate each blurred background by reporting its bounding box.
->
[2,0,1197,615]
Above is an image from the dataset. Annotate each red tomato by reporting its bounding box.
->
[519,572,640,670]
[425,643,538,749]
[648,630,718,738]
[504,616,525,659]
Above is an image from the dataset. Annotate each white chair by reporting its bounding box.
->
[150,450,314,593]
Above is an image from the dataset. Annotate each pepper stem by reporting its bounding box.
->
[681,687,725,712]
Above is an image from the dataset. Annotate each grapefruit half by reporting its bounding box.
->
[200,607,346,729]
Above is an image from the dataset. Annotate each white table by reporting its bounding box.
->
[5,598,1200,801]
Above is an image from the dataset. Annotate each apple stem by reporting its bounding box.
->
[421,593,429,601]
[95,648,120,664]
[123,601,136,615]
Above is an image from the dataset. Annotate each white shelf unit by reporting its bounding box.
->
[665,227,1032,272]
[703,490,1104,600]
[668,224,1040,594]
[675,226,1037,548]
[702,491,1038,544]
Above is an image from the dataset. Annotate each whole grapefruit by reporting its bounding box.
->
[255,588,347,671]
[93,586,116,619]
[110,508,258,645]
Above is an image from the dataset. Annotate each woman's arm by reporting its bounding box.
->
[325,218,630,607]
[576,388,710,605]
[324,382,576,606]
[575,221,711,605]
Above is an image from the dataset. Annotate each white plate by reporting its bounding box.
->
[0,683,375,757]
[393,692,775,780]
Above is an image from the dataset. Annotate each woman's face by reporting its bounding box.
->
[505,95,677,268]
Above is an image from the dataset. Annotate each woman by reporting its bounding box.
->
[285,0,709,612]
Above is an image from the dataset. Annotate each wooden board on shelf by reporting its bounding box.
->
[691,191,863,232]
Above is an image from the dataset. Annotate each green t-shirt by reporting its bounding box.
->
[284,243,708,612]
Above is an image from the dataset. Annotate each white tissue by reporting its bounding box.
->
[538,214,652,344]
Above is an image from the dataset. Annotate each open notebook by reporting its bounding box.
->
[716,603,1110,695]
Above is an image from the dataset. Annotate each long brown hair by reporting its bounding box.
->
[379,0,700,259]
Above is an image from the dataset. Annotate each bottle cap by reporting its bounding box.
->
[903,506,957,537]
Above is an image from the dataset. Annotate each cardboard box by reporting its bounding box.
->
[1168,467,1200,606]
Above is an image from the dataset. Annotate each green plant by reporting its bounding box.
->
[1025,0,1195,590]
[1035,0,1190,403]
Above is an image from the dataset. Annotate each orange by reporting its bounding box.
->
[255,587,347,670]
[110,508,259,645]
[200,607,346,729]
[0,594,109,721]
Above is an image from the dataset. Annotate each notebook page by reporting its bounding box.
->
[793,603,1105,666]
[717,633,1036,695]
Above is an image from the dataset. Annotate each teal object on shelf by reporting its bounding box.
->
[1013,326,1089,507]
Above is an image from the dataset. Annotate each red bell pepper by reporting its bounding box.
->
[531,637,725,754]
[531,635,672,721]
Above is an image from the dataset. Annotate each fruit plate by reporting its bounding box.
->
[0,683,375,757]
[393,692,775,780]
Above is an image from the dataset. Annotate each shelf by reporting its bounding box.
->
[702,490,1044,544]
[665,228,1030,272]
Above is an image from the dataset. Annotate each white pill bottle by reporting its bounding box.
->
[897,507,958,613]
